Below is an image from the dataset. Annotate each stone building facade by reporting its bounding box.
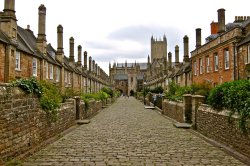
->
[0,0,110,92]
[191,8,250,86]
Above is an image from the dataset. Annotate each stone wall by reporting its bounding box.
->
[0,84,105,162]
[162,100,185,123]
[196,105,250,158]
[161,95,250,159]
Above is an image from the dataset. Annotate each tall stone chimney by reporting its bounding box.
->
[195,28,201,48]
[56,25,64,63]
[218,8,225,34]
[92,60,95,74]
[37,4,47,55]
[0,0,17,40]
[183,35,189,62]
[69,37,75,63]
[84,51,87,70]
[77,45,82,67]
[175,45,179,67]
[168,52,172,70]
[89,56,92,72]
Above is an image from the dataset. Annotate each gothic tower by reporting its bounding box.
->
[150,35,167,62]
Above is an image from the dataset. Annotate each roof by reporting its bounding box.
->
[46,44,62,66]
[238,34,250,46]
[136,75,144,80]
[113,74,128,80]
[17,26,44,59]
[0,30,10,44]
[117,62,148,70]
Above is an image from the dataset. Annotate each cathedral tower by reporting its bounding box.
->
[151,35,167,62]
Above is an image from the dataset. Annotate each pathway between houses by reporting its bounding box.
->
[23,97,245,166]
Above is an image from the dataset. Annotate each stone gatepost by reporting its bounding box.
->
[74,96,80,120]
[192,95,205,130]
[183,94,192,123]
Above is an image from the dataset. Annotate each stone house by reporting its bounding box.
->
[191,8,250,86]
[0,0,110,92]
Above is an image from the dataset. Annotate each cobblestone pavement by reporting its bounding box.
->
[23,97,245,166]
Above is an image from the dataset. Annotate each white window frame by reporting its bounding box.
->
[56,67,60,82]
[214,53,218,71]
[32,58,37,77]
[46,62,49,79]
[15,51,21,70]
[206,56,210,73]
[50,64,53,79]
[199,58,203,74]
[247,45,250,64]
[224,49,230,70]
[194,61,197,76]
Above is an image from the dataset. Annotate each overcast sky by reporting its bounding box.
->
[5,0,250,74]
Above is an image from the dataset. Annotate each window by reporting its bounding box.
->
[194,61,197,75]
[247,45,250,64]
[224,49,229,70]
[206,56,210,73]
[214,53,218,71]
[56,67,60,82]
[15,51,20,70]
[199,58,203,74]
[46,62,49,79]
[68,73,71,84]
[32,58,37,76]
[65,71,68,83]
[50,64,53,79]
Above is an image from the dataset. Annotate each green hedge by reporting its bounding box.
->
[208,80,250,133]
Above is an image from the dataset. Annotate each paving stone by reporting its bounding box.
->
[23,97,246,166]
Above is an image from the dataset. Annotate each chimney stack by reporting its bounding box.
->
[37,4,46,41]
[89,56,92,72]
[69,37,74,63]
[56,25,64,62]
[57,25,64,54]
[37,4,47,55]
[195,28,201,48]
[175,45,179,66]
[84,51,87,70]
[77,45,82,67]
[168,52,172,70]
[92,60,95,73]
[217,8,225,34]
[4,0,16,19]
[183,35,189,62]
[210,22,218,34]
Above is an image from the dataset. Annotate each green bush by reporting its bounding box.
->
[101,87,114,98]
[208,80,250,133]
[164,82,191,101]
[150,86,164,94]
[39,81,62,122]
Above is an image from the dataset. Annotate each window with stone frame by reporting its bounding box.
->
[45,62,49,79]
[224,48,229,70]
[32,58,37,77]
[15,51,21,70]
[68,73,71,84]
[199,58,203,74]
[50,64,53,79]
[56,67,60,82]
[206,56,210,73]
[194,60,197,75]
[65,71,68,83]
[214,53,218,71]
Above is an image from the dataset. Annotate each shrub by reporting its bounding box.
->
[164,82,191,101]
[208,80,250,133]
[101,87,114,98]
[150,86,164,94]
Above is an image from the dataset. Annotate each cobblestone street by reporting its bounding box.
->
[23,97,245,166]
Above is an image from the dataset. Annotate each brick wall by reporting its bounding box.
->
[196,105,250,158]
[162,100,185,123]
